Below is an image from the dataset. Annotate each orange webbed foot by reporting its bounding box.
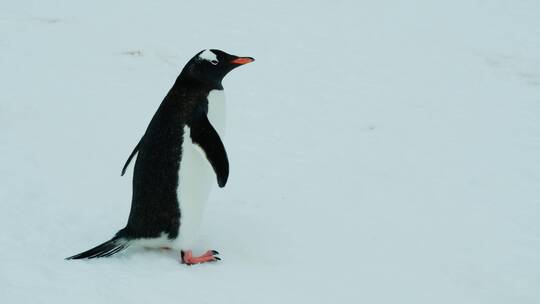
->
[181,250,220,265]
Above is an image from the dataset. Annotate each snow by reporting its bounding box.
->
[1,0,539,303]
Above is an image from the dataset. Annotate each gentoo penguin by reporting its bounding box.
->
[67,49,254,265]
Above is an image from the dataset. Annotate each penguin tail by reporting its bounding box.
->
[66,236,130,260]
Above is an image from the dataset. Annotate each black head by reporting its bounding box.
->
[179,49,254,89]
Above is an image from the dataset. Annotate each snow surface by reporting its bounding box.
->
[1,0,540,303]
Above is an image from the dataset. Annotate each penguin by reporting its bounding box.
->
[67,49,254,265]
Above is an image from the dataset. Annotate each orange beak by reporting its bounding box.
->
[230,57,255,65]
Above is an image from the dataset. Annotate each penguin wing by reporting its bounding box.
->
[189,113,229,187]
[121,140,141,176]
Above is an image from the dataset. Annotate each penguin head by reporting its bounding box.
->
[181,49,254,88]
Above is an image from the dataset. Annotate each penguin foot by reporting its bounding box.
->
[181,250,220,265]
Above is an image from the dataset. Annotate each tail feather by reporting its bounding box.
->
[66,237,130,260]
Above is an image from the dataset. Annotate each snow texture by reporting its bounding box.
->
[1,1,539,303]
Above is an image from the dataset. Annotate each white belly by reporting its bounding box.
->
[173,89,226,250]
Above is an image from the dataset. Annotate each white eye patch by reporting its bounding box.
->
[199,49,218,64]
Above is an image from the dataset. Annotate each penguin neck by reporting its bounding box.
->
[175,71,224,91]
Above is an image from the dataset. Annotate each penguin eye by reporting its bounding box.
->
[210,60,219,65]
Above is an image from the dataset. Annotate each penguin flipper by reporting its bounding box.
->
[66,236,130,260]
[121,140,141,176]
[189,113,229,188]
